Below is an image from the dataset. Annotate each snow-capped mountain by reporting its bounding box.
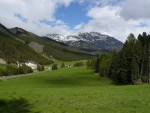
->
[46,32,123,52]
[46,34,66,42]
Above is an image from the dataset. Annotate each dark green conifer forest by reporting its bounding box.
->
[88,32,150,85]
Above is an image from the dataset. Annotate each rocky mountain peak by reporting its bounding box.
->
[45,32,123,52]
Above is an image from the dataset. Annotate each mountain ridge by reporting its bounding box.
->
[46,32,123,52]
[0,23,95,64]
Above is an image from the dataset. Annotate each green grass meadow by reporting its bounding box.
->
[0,67,150,113]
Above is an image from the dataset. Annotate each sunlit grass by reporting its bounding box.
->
[0,67,150,113]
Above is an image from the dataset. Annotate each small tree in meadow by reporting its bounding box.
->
[52,64,58,70]
[61,62,65,68]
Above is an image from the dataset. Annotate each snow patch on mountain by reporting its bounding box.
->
[45,32,123,51]
[46,34,66,42]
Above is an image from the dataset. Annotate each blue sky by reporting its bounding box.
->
[55,0,124,28]
[55,2,91,28]
[0,0,150,42]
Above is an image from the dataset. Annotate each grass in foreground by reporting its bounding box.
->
[0,67,150,113]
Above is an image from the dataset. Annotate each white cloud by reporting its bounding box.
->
[81,4,150,42]
[120,0,150,20]
[87,6,121,20]
[0,0,73,36]
[0,0,150,42]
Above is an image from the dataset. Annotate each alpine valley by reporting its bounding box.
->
[0,23,123,64]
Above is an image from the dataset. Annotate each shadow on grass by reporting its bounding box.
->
[47,71,103,86]
[0,97,39,113]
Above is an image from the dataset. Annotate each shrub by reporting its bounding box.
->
[4,64,33,76]
[73,62,84,67]
[142,76,149,83]
[133,79,142,85]
[0,69,7,76]
[5,65,18,76]
[52,64,58,70]
[37,64,44,71]
[0,69,2,76]
[18,64,33,74]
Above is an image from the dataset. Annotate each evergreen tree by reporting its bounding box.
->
[109,52,121,84]
[61,62,65,68]
[91,59,96,70]
[120,51,131,84]
[131,58,139,84]
[119,34,135,84]
[138,32,149,82]
[99,54,112,77]
[133,40,142,83]
[95,56,100,73]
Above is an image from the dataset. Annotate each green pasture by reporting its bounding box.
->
[0,67,150,113]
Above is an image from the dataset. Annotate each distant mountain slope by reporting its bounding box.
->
[46,32,123,52]
[0,24,53,65]
[9,27,94,61]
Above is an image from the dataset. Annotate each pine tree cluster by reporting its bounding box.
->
[87,32,150,85]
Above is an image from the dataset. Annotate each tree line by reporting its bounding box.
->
[0,64,45,76]
[87,32,150,85]
[0,64,33,76]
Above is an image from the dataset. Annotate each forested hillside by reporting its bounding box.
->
[10,27,95,61]
[0,33,52,65]
[88,32,150,85]
[0,23,95,65]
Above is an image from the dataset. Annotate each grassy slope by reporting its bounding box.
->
[0,67,150,113]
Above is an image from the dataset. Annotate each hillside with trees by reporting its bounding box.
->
[0,23,95,65]
[10,27,95,61]
[0,33,52,65]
